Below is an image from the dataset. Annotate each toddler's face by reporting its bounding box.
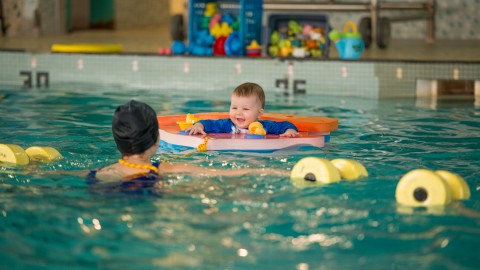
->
[229,94,264,129]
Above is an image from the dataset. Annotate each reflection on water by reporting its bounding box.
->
[416,95,479,110]
[0,84,479,269]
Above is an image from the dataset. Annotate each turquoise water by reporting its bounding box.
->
[1,84,479,269]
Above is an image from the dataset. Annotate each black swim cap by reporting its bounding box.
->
[112,100,159,155]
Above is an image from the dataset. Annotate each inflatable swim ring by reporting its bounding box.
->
[51,44,123,53]
[157,112,338,152]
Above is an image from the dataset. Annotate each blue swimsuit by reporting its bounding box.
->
[87,161,161,194]
[198,119,297,134]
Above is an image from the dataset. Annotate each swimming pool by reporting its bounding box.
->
[1,84,479,269]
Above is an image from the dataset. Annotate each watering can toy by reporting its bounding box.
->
[329,21,365,60]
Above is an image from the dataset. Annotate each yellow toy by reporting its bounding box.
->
[204,3,218,17]
[0,144,63,165]
[210,22,233,39]
[176,113,202,130]
[395,169,470,207]
[246,40,262,50]
[246,40,262,57]
[248,122,266,135]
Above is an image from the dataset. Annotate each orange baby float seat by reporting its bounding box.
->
[157,112,338,153]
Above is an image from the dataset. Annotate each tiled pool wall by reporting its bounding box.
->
[0,51,479,99]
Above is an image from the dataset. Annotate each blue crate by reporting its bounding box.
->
[188,0,263,56]
[265,13,330,58]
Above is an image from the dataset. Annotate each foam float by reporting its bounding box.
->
[290,157,368,187]
[0,144,63,165]
[396,169,470,207]
[157,112,338,153]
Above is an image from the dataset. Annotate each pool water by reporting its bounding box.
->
[1,84,479,269]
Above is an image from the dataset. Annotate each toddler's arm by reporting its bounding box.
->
[280,128,299,137]
[187,122,206,135]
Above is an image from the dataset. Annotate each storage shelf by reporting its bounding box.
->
[263,0,436,46]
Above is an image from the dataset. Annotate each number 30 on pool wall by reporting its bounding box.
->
[19,71,49,88]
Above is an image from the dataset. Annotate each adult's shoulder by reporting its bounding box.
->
[94,164,125,181]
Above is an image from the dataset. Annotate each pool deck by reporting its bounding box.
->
[1,27,480,62]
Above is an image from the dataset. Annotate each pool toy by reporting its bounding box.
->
[195,30,215,46]
[170,41,187,55]
[328,21,365,60]
[221,13,236,26]
[51,44,123,53]
[248,122,266,136]
[246,40,262,57]
[292,47,307,58]
[204,3,218,17]
[186,0,262,56]
[268,46,279,57]
[302,24,313,36]
[210,22,233,39]
[157,112,338,153]
[225,32,242,56]
[189,30,215,56]
[266,14,330,58]
[310,29,324,41]
[200,16,211,29]
[176,113,202,130]
[244,122,266,139]
[288,20,302,35]
[209,13,222,29]
[395,169,470,207]
[290,157,368,188]
[213,36,227,55]
[0,144,63,165]
[270,31,280,45]
[195,9,241,57]
[157,47,173,55]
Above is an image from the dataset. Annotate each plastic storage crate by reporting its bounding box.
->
[265,13,330,58]
[188,0,263,56]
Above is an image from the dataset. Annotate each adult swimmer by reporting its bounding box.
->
[87,100,288,182]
